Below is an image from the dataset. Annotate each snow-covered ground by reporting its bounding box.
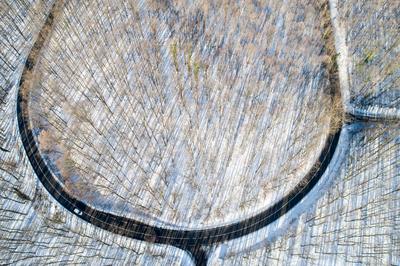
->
[27,0,333,229]
[1,0,398,265]
[331,0,400,116]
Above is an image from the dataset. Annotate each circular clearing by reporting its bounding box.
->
[20,0,340,234]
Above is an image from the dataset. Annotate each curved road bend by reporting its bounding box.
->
[17,1,343,265]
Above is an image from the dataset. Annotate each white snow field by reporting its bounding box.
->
[27,0,334,229]
[0,0,398,265]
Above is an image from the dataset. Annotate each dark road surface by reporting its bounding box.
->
[17,90,341,263]
[17,2,343,265]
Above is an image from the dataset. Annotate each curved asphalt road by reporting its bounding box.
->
[17,2,342,265]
